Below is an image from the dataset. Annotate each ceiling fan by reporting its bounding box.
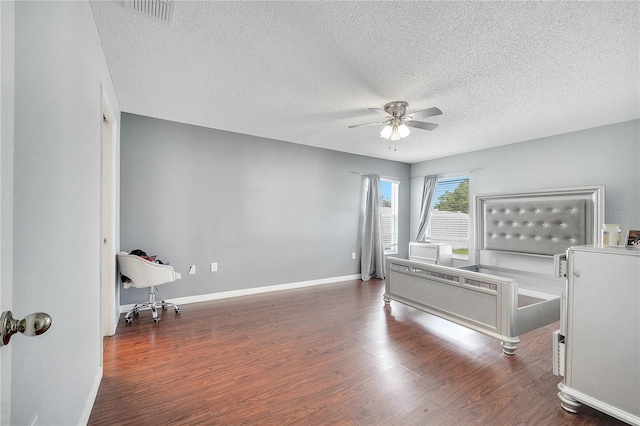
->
[349,101,442,147]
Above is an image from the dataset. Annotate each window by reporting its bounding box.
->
[380,179,399,255]
[430,175,469,257]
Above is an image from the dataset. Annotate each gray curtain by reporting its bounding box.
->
[415,175,439,241]
[361,174,385,281]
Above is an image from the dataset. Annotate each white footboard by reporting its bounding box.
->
[384,257,560,355]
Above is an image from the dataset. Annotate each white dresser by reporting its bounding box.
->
[554,245,639,425]
[408,242,452,266]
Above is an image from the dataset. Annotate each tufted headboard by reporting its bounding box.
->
[475,186,605,257]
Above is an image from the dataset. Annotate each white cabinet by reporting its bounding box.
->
[408,242,452,266]
[555,245,639,425]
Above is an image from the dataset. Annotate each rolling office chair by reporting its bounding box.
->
[116,252,181,323]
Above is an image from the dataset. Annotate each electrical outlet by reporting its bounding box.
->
[189,265,196,275]
[351,252,356,260]
[491,258,498,266]
[211,262,218,272]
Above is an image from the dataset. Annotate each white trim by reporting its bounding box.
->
[78,366,102,426]
[120,274,362,313]
[100,83,118,338]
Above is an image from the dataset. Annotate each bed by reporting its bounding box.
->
[383,185,605,355]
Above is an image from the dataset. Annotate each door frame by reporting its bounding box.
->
[0,1,15,423]
[100,84,118,338]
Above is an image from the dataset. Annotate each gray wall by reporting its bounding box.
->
[410,120,640,265]
[11,2,120,425]
[120,114,411,304]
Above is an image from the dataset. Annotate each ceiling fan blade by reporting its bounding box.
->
[348,121,387,128]
[368,108,391,117]
[406,120,439,131]
[406,107,442,120]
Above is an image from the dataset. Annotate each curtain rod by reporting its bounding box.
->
[350,171,403,181]
[411,169,478,179]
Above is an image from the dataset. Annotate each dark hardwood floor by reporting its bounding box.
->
[89,279,624,425]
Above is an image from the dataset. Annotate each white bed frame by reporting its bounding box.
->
[384,185,605,355]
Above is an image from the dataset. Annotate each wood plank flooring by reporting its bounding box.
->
[89,279,624,425]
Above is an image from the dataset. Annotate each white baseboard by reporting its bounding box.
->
[79,366,102,426]
[120,274,362,313]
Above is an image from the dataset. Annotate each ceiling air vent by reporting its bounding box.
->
[123,0,175,24]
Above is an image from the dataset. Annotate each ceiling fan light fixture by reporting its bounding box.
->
[398,123,410,138]
[390,126,401,141]
[380,124,393,139]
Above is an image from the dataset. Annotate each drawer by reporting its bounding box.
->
[410,257,435,264]
[410,245,438,261]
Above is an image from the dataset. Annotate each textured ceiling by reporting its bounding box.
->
[90,1,639,164]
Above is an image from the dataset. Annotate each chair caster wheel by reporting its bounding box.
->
[125,318,132,324]
[153,317,160,323]
[175,308,180,314]
[133,310,139,316]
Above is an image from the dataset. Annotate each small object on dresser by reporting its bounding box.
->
[626,229,640,247]
[601,224,621,246]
